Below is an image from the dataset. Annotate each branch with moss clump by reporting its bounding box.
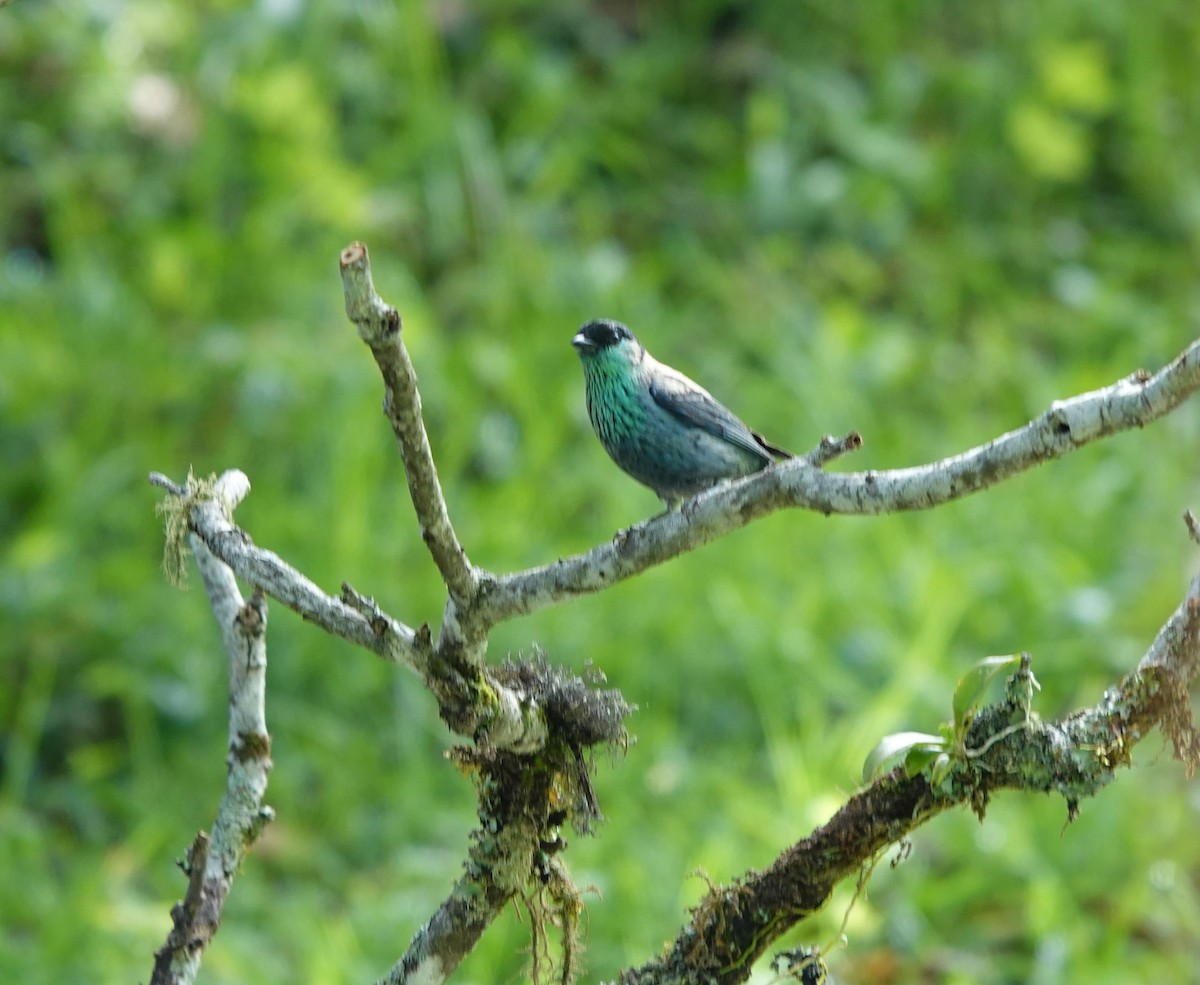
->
[377,657,632,985]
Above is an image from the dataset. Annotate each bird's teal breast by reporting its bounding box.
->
[585,369,646,451]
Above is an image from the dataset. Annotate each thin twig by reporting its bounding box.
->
[149,471,187,496]
[800,431,863,468]
[339,242,479,603]
[1184,510,1200,546]
[185,485,422,668]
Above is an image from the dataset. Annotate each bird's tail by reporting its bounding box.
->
[752,430,792,460]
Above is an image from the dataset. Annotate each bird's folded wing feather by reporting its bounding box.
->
[648,371,774,463]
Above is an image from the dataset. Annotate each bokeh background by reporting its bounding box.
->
[3,1,1200,982]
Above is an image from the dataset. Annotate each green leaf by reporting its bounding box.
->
[904,744,946,777]
[863,732,947,783]
[929,753,953,788]
[953,654,1024,735]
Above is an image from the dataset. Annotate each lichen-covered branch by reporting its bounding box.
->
[374,876,514,985]
[477,339,1200,629]
[151,470,422,667]
[618,562,1200,985]
[149,475,618,985]
[339,242,479,604]
[150,476,275,985]
[149,471,552,752]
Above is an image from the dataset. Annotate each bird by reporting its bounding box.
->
[571,318,791,509]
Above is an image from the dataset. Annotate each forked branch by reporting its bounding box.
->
[149,244,1200,985]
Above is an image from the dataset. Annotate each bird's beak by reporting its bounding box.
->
[571,332,595,353]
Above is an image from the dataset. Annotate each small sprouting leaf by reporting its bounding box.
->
[929,752,953,788]
[953,654,1023,734]
[863,731,947,783]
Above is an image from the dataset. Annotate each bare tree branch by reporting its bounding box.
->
[197,492,420,665]
[150,472,274,985]
[151,470,421,666]
[149,470,554,752]
[339,242,479,605]
[475,341,1200,629]
[149,245,1200,985]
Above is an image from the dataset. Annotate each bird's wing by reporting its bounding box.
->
[648,366,777,463]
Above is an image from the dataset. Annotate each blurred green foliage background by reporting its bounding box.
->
[3,0,1200,982]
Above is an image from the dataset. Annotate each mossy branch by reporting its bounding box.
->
[618,572,1200,985]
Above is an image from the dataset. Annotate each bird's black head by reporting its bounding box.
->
[572,319,638,354]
